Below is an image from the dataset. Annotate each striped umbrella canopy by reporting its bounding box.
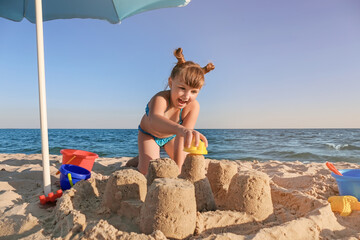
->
[0,0,191,195]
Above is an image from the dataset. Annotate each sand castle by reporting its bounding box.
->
[93,141,274,239]
[2,154,360,239]
[84,140,273,239]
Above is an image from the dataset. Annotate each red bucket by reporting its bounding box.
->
[60,149,98,172]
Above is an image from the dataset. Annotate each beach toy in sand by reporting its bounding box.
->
[331,169,360,200]
[39,189,63,205]
[59,164,91,191]
[184,140,208,155]
[60,149,98,172]
[328,196,360,216]
[326,162,343,176]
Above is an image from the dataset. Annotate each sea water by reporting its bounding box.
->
[0,129,359,163]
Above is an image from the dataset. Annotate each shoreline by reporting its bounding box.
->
[1,153,360,239]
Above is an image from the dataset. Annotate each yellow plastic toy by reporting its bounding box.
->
[328,195,360,216]
[183,140,208,155]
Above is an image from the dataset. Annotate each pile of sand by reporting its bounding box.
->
[1,153,360,239]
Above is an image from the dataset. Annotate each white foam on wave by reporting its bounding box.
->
[325,143,349,150]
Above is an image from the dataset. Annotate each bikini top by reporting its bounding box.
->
[145,104,183,125]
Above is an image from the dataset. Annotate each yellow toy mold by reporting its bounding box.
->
[184,140,208,155]
[328,195,360,216]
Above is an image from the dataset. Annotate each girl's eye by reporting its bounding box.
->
[192,90,198,94]
[180,87,186,90]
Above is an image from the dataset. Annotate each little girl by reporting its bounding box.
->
[137,48,214,175]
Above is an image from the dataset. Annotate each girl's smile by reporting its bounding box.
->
[178,98,187,106]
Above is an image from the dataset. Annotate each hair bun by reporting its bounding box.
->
[174,48,186,65]
[202,63,215,74]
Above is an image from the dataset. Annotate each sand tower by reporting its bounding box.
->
[146,158,179,185]
[180,140,216,212]
[140,178,197,239]
[225,170,273,221]
[102,169,147,218]
[207,160,238,208]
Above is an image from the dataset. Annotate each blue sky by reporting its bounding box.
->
[1,0,359,129]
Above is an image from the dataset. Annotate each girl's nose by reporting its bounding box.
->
[184,91,191,99]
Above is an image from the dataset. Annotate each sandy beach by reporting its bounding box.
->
[1,153,360,240]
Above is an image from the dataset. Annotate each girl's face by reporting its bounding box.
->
[168,77,200,109]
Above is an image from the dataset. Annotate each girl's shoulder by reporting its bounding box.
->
[149,90,171,107]
[182,99,200,117]
[154,90,170,99]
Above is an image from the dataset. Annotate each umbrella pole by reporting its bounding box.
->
[35,0,51,195]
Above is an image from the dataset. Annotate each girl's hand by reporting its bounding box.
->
[178,127,208,149]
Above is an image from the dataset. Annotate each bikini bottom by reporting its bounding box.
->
[138,125,176,147]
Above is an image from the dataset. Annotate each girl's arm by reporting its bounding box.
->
[148,93,207,148]
[176,100,207,147]
[173,100,207,169]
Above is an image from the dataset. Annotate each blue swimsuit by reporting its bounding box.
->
[138,104,183,147]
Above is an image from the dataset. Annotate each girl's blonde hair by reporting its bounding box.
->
[170,48,214,89]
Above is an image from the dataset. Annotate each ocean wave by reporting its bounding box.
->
[325,143,360,151]
[2,129,360,163]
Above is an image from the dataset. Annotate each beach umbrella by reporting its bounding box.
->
[0,0,191,195]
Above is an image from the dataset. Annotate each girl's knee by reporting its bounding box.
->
[138,157,150,175]
[138,166,147,175]
[137,162,148,175]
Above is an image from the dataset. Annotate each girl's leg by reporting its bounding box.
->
[163,138,175,159]
[138,131,160,175]
[164,136,188,173]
